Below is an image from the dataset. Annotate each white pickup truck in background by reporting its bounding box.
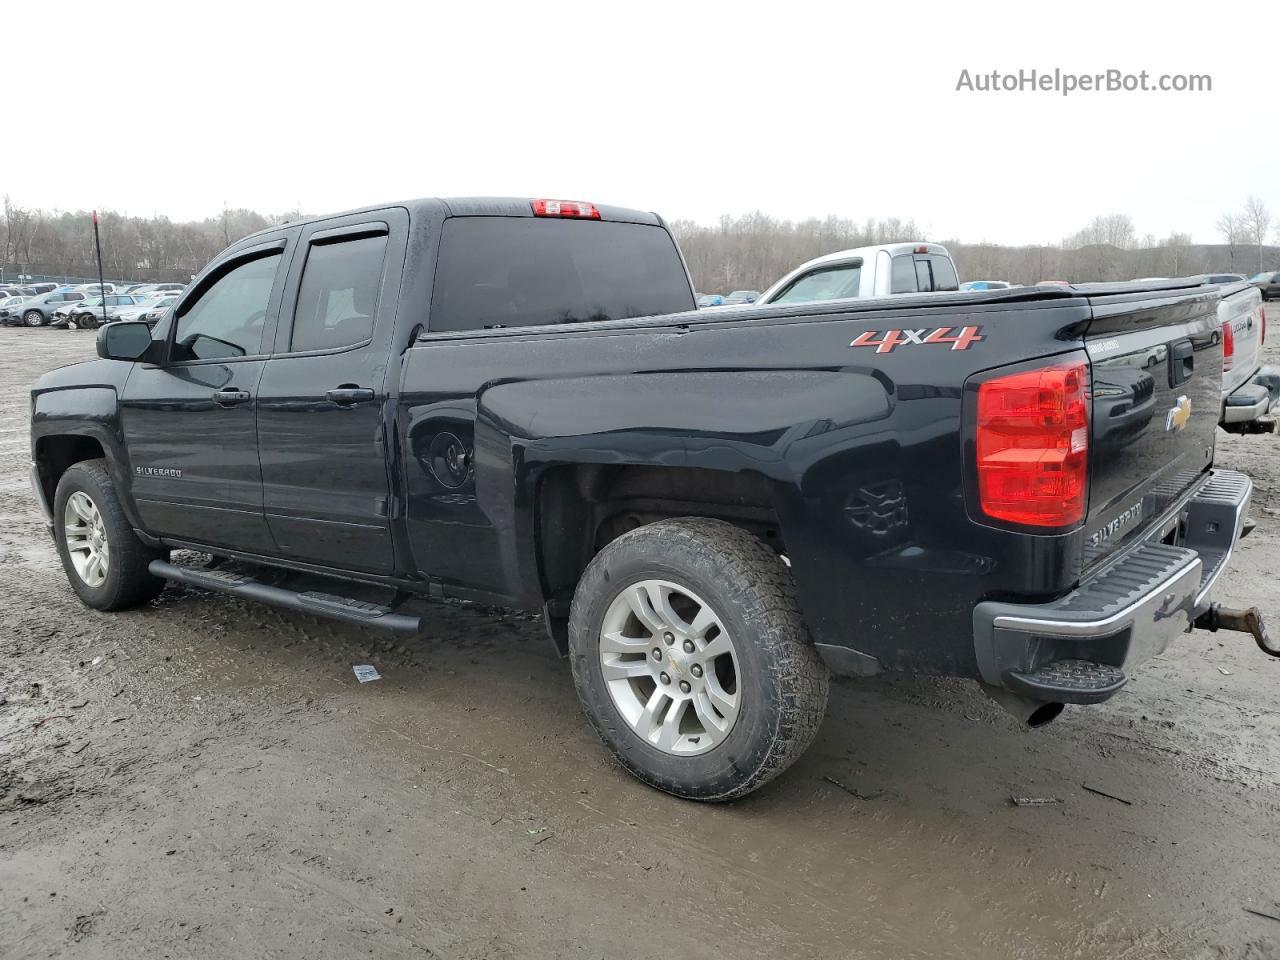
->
[756,241,960,305]
[1216,280,1278,433]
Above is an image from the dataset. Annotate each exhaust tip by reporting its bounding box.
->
[980,682,1066,728]
[1026,702,1065,727]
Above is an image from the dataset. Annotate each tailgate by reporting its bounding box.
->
[1083,286,1222,570]
[1219,282,1265,392]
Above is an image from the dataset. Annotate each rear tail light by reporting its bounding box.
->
[531,199,600,219]
[976,362,1089,528]
[1222,320,1235,372]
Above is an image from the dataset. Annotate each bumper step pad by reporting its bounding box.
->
[1006,659,1127,704]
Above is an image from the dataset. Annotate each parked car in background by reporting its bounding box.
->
[112,293,173,324]
[758,242,959,305]
[2,289,87,326]
[960,280,1013,291]
[51,297,100,325]
[696,293,726,308]
[29,283,58,295]
[0,295,28,315]
[140,294,181,325]
[1035,279,1071,287]
[152,282,185,294]
[75,282,116,296]
[723,289,760,305]
[1250,271,1280,301]
[65,295,145,329]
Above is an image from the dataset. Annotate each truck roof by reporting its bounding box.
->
[784,241,952,272]
[238,196,665,245]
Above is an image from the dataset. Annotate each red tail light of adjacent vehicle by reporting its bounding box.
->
[531,199,600,219]
[976,362,1089,528]
[1222,320,1235,372]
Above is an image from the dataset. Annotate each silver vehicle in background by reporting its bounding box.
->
[758,241,960,305]
[1216,281,1277,432]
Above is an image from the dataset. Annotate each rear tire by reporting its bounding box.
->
[568,517,828,801]
[53,459,167,610]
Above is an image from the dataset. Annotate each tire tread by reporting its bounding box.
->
[569,517,828,801]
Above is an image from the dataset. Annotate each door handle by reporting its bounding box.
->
[212,389,251,406]
[327,386,375,406]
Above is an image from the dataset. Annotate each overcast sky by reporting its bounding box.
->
[12,0,1276,246]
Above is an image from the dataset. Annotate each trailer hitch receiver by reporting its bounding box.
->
[1194,604,1278,658]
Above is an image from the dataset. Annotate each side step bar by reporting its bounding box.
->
[148,560,423,634]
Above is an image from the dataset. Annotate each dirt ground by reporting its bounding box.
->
[2,325,1279,960]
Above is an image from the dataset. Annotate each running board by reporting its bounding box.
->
[148,560,423,633]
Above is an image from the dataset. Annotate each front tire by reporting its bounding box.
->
[53,459,167,610]
[568,518,829,801]
[23,310,43,327]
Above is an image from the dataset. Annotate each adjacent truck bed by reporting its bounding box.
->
[1216,280,1278,431]
[30,198,1275,800]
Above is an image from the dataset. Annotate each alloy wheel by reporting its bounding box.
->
[598,579,741,756]
[64,491,110,588]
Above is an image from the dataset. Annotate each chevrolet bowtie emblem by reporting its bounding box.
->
[1165,395,1192,432]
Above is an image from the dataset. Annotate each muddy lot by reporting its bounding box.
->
[1,326,1279,959]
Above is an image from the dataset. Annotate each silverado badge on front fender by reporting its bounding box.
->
[1165,395,1191,432]
[849,325,984,354]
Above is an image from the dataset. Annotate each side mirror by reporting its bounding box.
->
[97,321,159,362]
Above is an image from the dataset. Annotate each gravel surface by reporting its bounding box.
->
[2,326,1279,959]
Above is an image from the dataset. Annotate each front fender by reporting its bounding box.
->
[31,361,146,534]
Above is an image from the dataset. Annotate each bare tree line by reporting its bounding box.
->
[2,195,1277,292]
[1,196,301,282]
[677,198,1278,293]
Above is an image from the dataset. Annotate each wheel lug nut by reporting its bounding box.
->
[679,680,691,694]
[651,647,663,661]
[659,672,671,685]
[682,640,695,653]
[663,632,675,645]
[691,664,703,678]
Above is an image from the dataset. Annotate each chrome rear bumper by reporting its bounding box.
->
[972,469,1251,703]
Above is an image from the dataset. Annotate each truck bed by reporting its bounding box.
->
[403,278,1224,677]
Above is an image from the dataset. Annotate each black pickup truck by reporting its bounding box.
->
[30,197,1275,801]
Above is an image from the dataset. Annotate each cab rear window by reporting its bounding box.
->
[430,217,694,332]
[891,254,959,293]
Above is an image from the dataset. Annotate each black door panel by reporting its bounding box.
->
[256,209,407,576]
[119,233,294,554]
[120,360,274,552]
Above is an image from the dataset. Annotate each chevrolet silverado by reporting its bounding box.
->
[30,197,1275,800]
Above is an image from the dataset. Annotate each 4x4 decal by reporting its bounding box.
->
[850,325,984,354]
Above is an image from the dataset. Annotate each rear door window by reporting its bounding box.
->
[430,217,694,332]
[289,232,388,352]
